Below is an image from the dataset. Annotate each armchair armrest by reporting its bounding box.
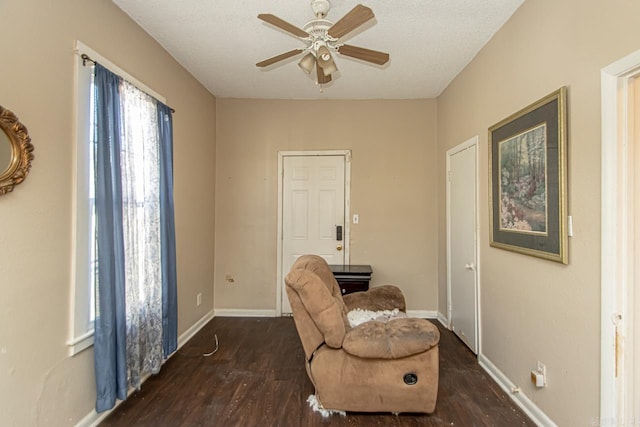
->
[342,318,439,359]
[343,285,406,312]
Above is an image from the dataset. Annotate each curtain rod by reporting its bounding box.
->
[81,54,176,114]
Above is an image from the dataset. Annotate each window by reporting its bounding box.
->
[69,42,169,355]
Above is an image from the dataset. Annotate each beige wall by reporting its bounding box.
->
[214,99,438,312]
[0,1,216,425]
[3,0,636,424]
[437,0,640,424]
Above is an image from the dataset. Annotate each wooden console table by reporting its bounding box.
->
[329,264,373,295]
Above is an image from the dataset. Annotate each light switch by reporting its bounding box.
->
[353,214,359,224]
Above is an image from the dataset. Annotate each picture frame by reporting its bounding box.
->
[489,87,568,264]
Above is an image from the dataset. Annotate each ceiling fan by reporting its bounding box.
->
[256,0,390,86]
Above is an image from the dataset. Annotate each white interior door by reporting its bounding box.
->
[633,74,640,427]
[447,138,479,354]
[601,51,640,422]
[281,154,346,314]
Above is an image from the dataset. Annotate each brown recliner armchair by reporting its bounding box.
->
[284,255,440,414]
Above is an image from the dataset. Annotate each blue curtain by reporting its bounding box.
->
[92,65,178,412]
[93,64,128,412]
[157,103,178,358]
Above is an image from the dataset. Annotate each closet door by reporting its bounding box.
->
[447,139,479,354]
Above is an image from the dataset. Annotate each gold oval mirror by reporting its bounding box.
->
[0,128,11,172]
[0,105,34,195]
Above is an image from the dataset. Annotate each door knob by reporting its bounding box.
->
[336,244,343,251]
[465,263,475,271]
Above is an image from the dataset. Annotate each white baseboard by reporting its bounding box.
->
[177,309,215,349]
[478,353,557,427]
[436,311,449,327]
[76,309,216,427]
[406,310,438,319]
[214,308,277,317]
[75,408,106,427]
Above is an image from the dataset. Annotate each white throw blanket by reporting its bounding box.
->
[307,394,346,417]
[347,308,407,327]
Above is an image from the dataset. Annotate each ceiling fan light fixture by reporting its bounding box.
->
[298,52,316,74]
[316,45,338,75]
[316,62,332,85]
[321,59,338,76]
[316,45,331,63]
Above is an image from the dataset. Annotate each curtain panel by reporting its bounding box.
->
[93,64,128,412]
[158,103,178,358]
[93,64,177,413]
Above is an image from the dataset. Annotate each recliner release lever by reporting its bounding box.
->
[403,373,418,385]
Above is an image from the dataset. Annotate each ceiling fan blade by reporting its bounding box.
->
[327,4,375,39]
[338,44,389,65]
[256,49,303,67]
[258,14,309,38]
[316,62,332,84]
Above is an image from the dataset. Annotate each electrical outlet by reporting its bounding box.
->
[196,293,202,307]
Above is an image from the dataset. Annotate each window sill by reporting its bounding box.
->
[68,330,94,356]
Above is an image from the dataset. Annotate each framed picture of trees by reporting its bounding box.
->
[489,87,568,264]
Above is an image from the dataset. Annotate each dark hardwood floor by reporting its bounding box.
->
[100,317,535,427]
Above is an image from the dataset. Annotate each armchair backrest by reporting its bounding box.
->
[285,255,350,360]
[289,254,344,299]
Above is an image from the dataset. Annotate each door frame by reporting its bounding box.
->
[446,136,481,353]
[276,150,351,316]
[601,49,640,423]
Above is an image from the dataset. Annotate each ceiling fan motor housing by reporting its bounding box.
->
[304,20,337,55]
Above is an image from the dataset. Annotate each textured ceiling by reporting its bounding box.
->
[112,0,525,100]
